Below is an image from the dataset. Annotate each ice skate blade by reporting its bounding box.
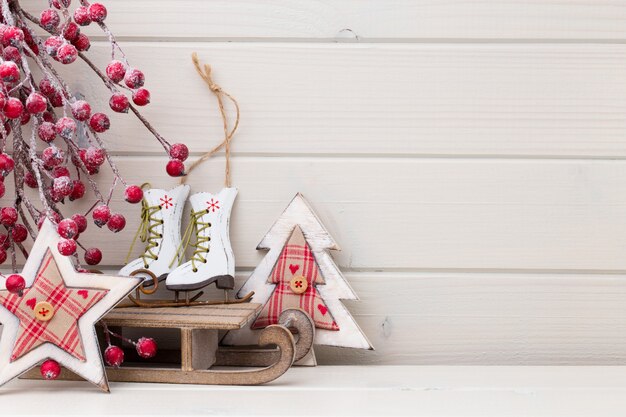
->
[166,275,235,292]
[128,291,254,308]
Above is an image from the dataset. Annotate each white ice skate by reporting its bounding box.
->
[165,188,238,299]
[119,184,190,285]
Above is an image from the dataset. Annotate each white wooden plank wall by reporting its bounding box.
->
[11,0,626,365]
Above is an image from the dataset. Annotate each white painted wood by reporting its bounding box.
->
[19,0,626,41]
[45,42,626,158]
[5,366,626,416]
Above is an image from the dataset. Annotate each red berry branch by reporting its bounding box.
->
[0,0,190,275]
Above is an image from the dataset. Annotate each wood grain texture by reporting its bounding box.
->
[19,0,626,41]
[40,42,626,158]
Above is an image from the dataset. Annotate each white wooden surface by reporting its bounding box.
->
[5,1,626,365]
[6,366,626,416]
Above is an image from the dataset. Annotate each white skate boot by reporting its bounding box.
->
[166,188,238,297]
[119,184,190,285]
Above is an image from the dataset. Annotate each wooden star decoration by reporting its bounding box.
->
[0,219,141,392]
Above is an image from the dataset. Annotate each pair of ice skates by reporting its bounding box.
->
[119,185,251,307]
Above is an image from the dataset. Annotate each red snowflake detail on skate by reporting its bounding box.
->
[206,198,220,213]
[160,195,173,209]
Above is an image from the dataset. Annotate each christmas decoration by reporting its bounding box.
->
[0,0,189,276]
[223,193,373,364]
[0,218,141,391]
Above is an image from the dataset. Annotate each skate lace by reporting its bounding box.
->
[125,199,163,268]
[170,209,210,273]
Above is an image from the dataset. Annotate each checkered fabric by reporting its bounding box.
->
[0,250,108,362]
[252,226,339,331]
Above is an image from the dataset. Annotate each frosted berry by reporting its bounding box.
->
[69,180,85,201]
[106,60,126,83]
[62,22,80,42]
[52,166,70,178]
[74,6,91,26]
[2,27,24,48]
[73,33,90,51]
[20,112,31,126]
[132,88,150,106]
[11,224,28,243]
[39,78,56,97]
[2,46,20,62]
[5,274,25,295]
[109,92,129,113]
[57,218,78,239]
[169,143,189,161]
[49,92,64,108]
[124,185,143,204]
[104,345,124,368]
[57,238,77,256]
[88,3,108,22]
[57,43,77,64]
[71,100,91,121]
[107,214,126,233]
[124,68,145,89]
[55,117,77,139]
[71,214,88,233]
[52,0,71,9]
[38,122,57,142]
[0,61,19,83]
[0,153,15,175]
[136,337,157,359]
[40,9,61,31]
[53,175,74,197]
[24,172,38,188]
[44,36,63,57]
[0,248,6,264]
[0,207,18,226]
[3,97,23,119]
[40,360,61,380]
[43,111,55,123]
[26,92,47,114]
[166,159,185,177]
[85,146,106,166]
[89,113,110,132]
[92,205,110,227]
[84,247,102,265]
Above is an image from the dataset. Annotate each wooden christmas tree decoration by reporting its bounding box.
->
[0,219,141,391]
[223,193,373,364]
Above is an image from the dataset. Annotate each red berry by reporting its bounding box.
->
[89,113,110,132]
[107,214,126,233]
[57,238,77,256]
[2,27,24,48]
[85,146,106,166]
[71,214,88,233]
[84,247,102,266]
[74,6,91,26]
[72,33,90,51]
[39,78,56,97]
[53,176,74,197]
[0,181,5,198]
[0,153,15,175]
[0,248,6,264]
[55,117,76,139]
[52,0,71,9]
[71,100,91,121]
[124,68,145,89]
[57,43,77,64]
[124,185,143,204]
[38,122,56,143]
[52,166,70,178]
[49,92,64,108]
[62,22,80,42]
[5,274,25,294]
[2,46,20,62]
[136,337,157,359]
[92,205,110,227]
[3,97,23,119]
[132,88,150,106]
[40,359,61,380]
[69,180,85,201]
[0,61,19,83]
[20,112,31,126]
[104,345,124,367]
[11,224,27,243]
[26,92,47,114]
[109,92,129,113]
[57,218,78,239]
[0,93,7,110]
[169,143,189,161]
[23,28,39,56]
[166,159,185,177]
[24,172,38,188]
[0,207,17,226]
[44,36,63,57]
[106,60,126,83]
[0,234,9,249]
[88,3,108,22]
[40,9,61,31]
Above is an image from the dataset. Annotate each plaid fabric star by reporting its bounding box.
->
[252,226,339,331]
[0,250,108,362]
